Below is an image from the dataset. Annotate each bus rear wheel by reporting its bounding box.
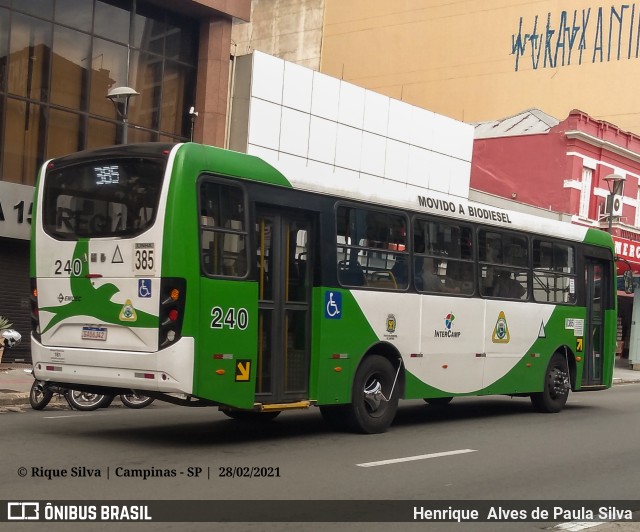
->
[530,353,570,413]
[344,355,399,434]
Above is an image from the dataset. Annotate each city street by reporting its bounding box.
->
[1,384,640,531]
[4,2,640,532]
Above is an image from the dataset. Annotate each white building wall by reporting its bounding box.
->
[229,51,473,201]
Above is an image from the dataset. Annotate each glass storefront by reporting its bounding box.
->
[0,0,198,185]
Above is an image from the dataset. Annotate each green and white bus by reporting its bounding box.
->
[30,142,617,433]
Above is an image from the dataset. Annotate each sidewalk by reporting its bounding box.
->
[1,357,639,408]
[0,363,35,407]
[612,355,640,384]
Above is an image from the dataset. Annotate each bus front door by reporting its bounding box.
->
[583,258,611,387]
[255,209,313,404]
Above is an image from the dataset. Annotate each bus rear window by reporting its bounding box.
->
[43,158,166,239]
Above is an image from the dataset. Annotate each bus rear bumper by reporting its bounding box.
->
[30,336,194,395]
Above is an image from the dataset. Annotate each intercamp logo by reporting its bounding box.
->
[434,312,461,339]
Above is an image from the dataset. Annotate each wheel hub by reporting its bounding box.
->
[363,379,383,411]
[551,368,570,398]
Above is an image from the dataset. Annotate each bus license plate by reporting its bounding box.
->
[81,326,107,341]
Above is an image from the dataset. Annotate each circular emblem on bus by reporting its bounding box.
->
[495,317,507,340]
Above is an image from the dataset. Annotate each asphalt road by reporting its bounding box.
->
[2,385,640,531]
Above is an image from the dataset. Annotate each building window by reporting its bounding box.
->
[0,0,198,185]
[579,167,592,219]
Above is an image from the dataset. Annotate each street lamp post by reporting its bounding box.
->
[603,173,626,232]
[106,86,139,144]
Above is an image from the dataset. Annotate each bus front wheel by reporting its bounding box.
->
[530,353,570,413]
[345,354,399,434]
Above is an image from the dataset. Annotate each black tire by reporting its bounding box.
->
[424,397,453,407]
[120,392,155,409]
[29,381,53,410]
[344,354,400,434]
[530,353,570,413]
[221,409,281,421]
[66,390,111,411]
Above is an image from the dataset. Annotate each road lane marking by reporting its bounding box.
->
[356,448,477,467]
[43,414,91,419]
[553,523,605,531]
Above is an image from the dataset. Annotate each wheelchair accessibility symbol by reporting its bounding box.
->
[325,291,342,319]
[138,279,152,298]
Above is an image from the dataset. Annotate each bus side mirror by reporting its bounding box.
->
[623,270,635,294]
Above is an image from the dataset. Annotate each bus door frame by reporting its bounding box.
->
[582,250,615,387]
[254,205,315,404]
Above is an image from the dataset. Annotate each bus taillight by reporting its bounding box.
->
[30,278,41,341]
[159,277,186,349]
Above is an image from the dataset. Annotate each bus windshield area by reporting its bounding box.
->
[43,157,166,239]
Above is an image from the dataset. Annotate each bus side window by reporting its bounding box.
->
[493,270,527,299]
[199,180,248,278]
[223,220,246,276]
[338,260,366,286]
[533,239,576,304]
[391,255,408,286]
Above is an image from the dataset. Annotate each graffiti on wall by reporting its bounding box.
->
[512,4,640,71]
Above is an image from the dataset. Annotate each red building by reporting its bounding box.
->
[471,108,640,356]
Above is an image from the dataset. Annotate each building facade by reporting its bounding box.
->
[232,1,640,136]
[228,51,473,201]
[0,0,249,361]
[320,0,640,136]
[471,108,640,356]
[231,0,324,70]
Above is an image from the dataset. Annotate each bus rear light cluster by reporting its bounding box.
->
[158,277,186,349]
[30,278,41,341]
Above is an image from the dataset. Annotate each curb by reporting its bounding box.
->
[0,394,90,410]
[0,393,29,407]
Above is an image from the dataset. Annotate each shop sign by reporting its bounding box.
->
[0,181,35,240]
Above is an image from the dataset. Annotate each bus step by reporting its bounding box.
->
[258,401,311,412]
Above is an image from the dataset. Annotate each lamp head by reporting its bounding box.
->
[106,86,139,121]
[106,86,139,100]
[603,173,626,192]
